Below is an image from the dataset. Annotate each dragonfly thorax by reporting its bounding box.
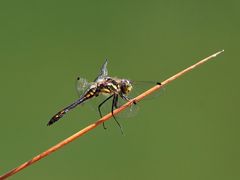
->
[96,77,120,95]
[94,77,132,96]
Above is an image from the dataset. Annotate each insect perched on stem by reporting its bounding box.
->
[48,60,156,134]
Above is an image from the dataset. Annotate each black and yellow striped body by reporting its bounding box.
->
[47,88,96,126]
[47,76,133,126]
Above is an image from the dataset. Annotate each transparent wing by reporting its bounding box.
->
[75,77,91,97]
[75,60,108,97]
[128,80,164,99]
[94,60,108,81]
[116,80,163,118]
[115,94,140,118]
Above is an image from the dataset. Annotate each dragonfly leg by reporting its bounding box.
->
[98,94,114,130]
[120,93,137,105]
[120,93,131,101]
[114,94,119,108]
[112,94,124,135]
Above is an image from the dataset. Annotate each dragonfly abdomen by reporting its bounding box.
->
[47,110,66,126]
[47,94,93,126]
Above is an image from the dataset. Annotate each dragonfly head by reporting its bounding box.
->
[120,79,133,94]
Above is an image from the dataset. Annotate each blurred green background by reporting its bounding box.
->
[0,0,239,179]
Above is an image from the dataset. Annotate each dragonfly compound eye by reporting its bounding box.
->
[121,80,133,94]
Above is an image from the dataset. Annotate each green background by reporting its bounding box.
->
[0,0,239,179]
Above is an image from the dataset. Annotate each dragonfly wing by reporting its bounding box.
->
[128,80,164,99]
[113,80,163,119]
[116,94,140,118]
[75,77,91,97]
[94,60,108,81]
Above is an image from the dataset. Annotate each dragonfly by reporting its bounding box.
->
[47,60,161,133]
